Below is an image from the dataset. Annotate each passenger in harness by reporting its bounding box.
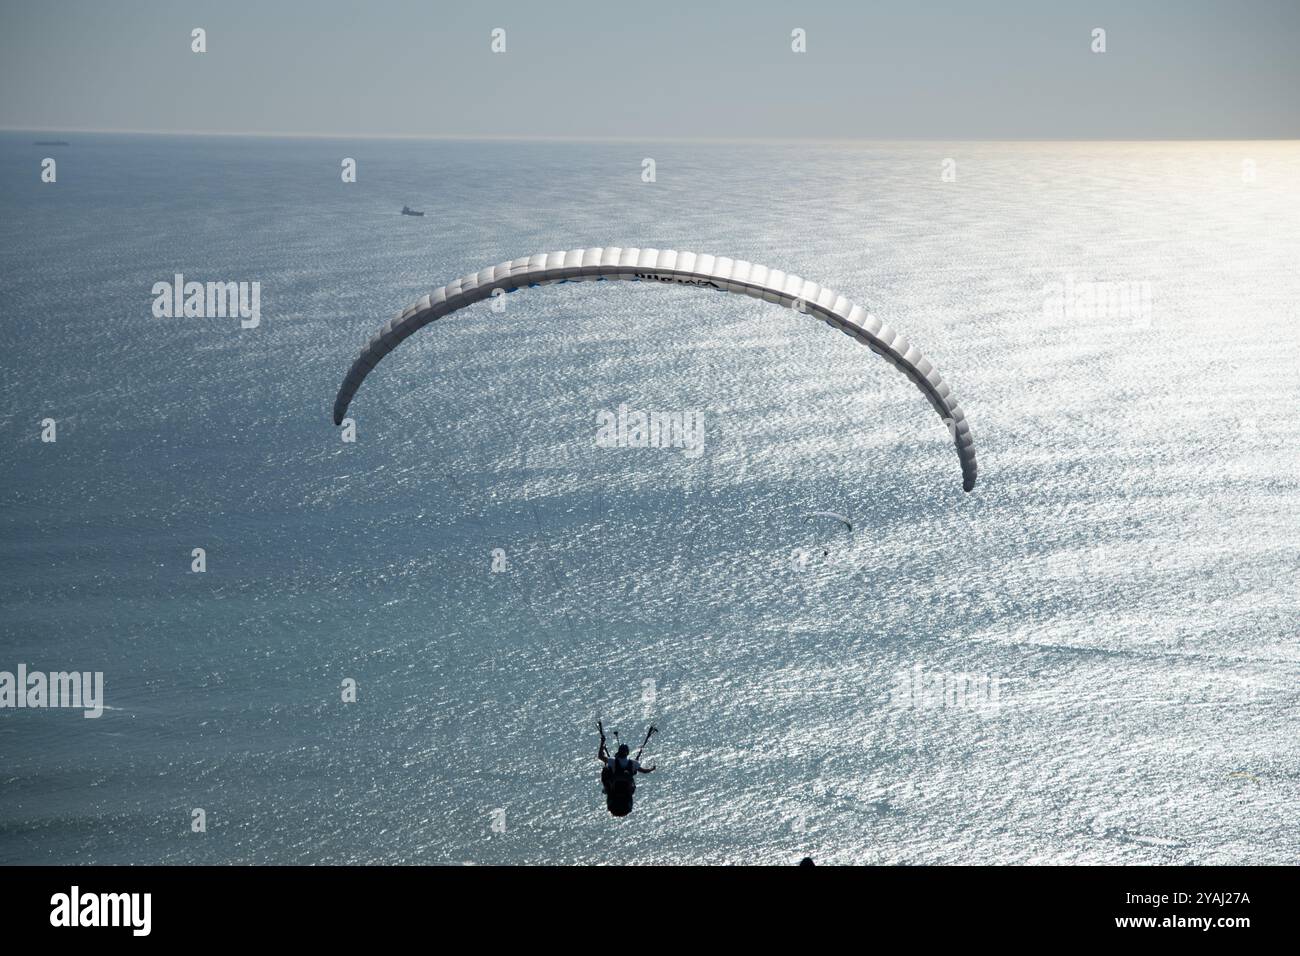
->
[597,721,656,817]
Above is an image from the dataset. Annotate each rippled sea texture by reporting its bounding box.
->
[0,135,1297,864]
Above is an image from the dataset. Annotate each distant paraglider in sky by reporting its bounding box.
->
[806,511,854,559]
[807,511,853,533]
[333,248,978,492]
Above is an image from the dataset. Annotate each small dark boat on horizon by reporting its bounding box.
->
[400,205,424,217]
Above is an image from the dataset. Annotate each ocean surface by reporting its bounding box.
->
[0,133,1297,865]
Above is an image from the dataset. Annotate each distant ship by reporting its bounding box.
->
[34,140,70,146]
[400,206,424,217]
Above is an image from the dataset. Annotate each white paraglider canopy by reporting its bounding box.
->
[333,248,977,492]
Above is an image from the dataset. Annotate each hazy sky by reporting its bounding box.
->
[1,0,1296,139]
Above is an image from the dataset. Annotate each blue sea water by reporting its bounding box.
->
[0,133,1297,864]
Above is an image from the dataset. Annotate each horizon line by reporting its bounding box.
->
[3,127,1298,145]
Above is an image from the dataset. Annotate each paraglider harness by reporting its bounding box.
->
[598,722,656,815]
[602,758,637,798]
